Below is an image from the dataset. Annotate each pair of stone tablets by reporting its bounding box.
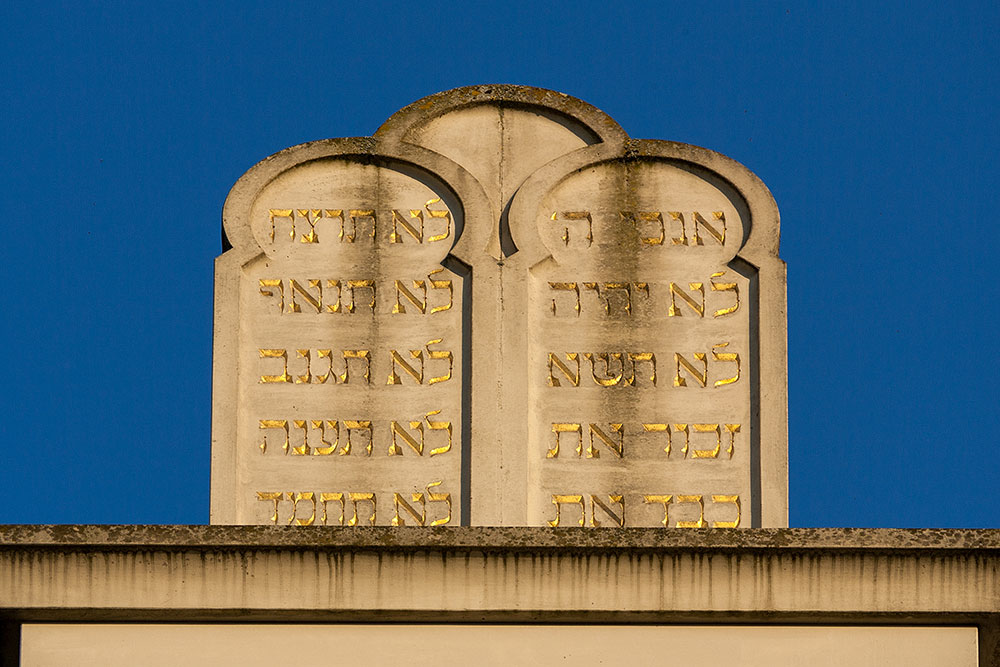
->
[211,85,786,528]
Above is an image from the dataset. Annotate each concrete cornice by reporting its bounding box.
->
[0,525,998,552]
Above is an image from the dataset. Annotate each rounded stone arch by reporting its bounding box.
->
[374,84,630,147]
[220,136,495,267]
[506,138,780,268]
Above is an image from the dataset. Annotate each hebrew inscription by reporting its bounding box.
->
[212,86,786,527]
[520,162,753,526]
[217,158,466,524]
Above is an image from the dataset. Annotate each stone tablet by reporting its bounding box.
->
[211,85,787,527]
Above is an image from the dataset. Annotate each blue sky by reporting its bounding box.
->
[1,2,997,527]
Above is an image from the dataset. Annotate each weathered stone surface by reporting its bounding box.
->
[212,85,787,527]
[0,527,998,621]
[19,624,979,667]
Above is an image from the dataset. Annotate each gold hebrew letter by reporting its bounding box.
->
[693,211,725,245]
[389,419,424,456]
[313,349,333,384]
[711,495,741,528]
[426,338,453,384]
[668,282,705,317]
[643,495,673,527]
[259,279,284,313]
[674,352,707,387]
[297,209,322,244]
[603,282,633,315]
[311,420,338,456]
[552,211,593,246]
[390,209,423,243]
[287,279,323,313]
[268,209,293,242]
[547,352,579,387]
[391,492,426,526]
[256,491,284,524]
[629,352,657,385]
[320,209,344,242]
[294,349,311,384]
[259,349,292,383]
[347,492,376,526]
[724,424,741,458]
[549,423,582,458]
[675,495,706,528]
[387,349,424,385]
[426,411,452,456]
[636,211,665,245]
[340,350,371,384]
[584,352,627,386]
[426,480,452,526]
[427,268,453,313]
[425,198,452,243]
[290,419,310,455]
[341,420,373,457]
[690,424,722,459]
[258,419,289,454]
[392,279,427,314]
[345,210,376,242]
[710,271,740,317]
[320,492,344,525]
[591,494,625,527]
[549,282,580,316]
[673,424,690,457]
[712,342,740,387]
[287,491,316,526]
[548,494,585,527]
[325,280,343,313]
[667,211,687,245]
[344,280,375,313]
[582,282,603,313]
[642,423,670,455]
[587,423,624,459]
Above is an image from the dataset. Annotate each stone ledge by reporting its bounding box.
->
[0,525,998,552]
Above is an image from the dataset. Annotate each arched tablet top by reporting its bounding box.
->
[221,136,495,263]
[375,84,629,147]
[507,138,781,268]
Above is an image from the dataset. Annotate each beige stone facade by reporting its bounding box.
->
[0,526,997,665]
[212,85,788,528]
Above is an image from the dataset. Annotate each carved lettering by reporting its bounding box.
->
[257,491,283,524]
[347,492,377,526]
[547,494,585,527]
[552,211,593,246]
[547,352,580,387]
[258,419,289,454]
[548,423,582,458]
[424,198,451,243]
[587,423,624,459]
[668,282,705,317]
[259,349,292,384]
[549,282,580,316]
[390,208,423,243]
[711,271,740,317]
[590,494,625,527]
[392,279,427,314]
[288,491,316,526]
[341,420,373,457]
[426,480,452,526]
[268,209,294,242]
[345,210,376,242]
[391,492,426,525]
[320,492,345,525]
[693,211,725,245]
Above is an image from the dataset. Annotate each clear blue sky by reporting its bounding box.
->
[2,2,997,527]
